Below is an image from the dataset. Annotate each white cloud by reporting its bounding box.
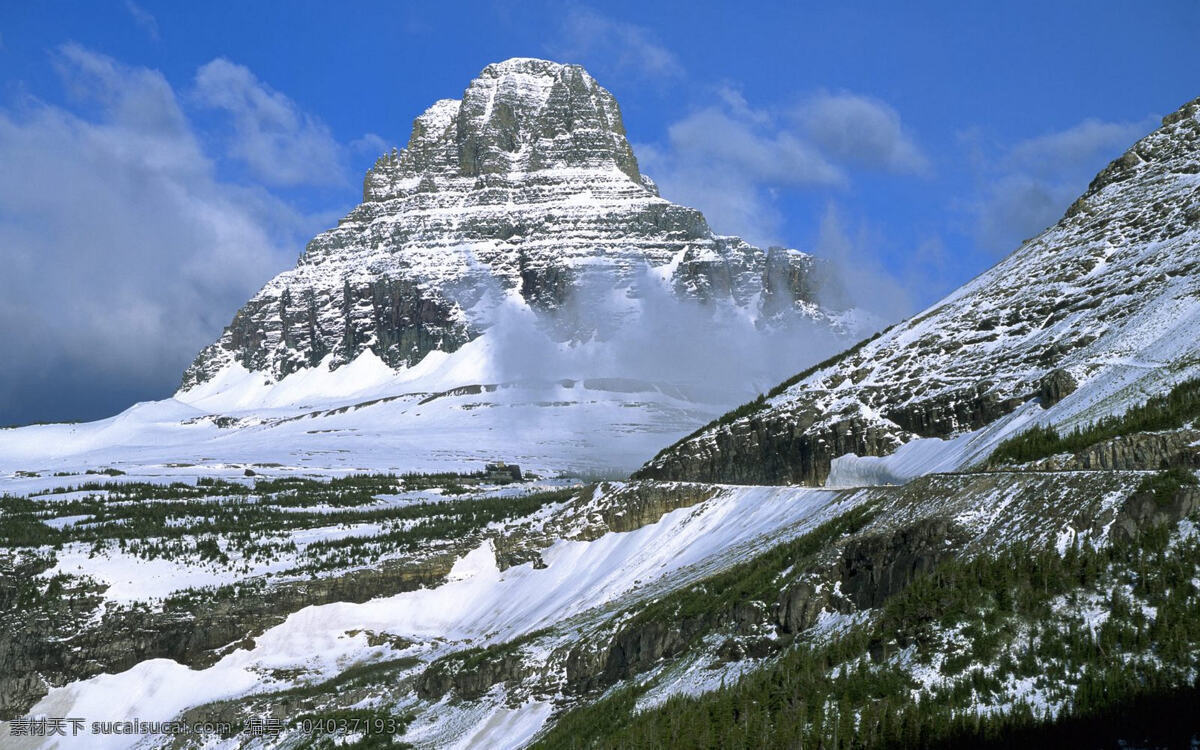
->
[549,7,683,80]
[350,132,390,155]
[124,0,160,40]
[53,43,185,137]
[0,46,330,422]
[1008,118,1153,178]
[795,92,929,174]
[194,59,348,187]
[638,142,786,246]
[667,108,844,187]
[637,103,844,245]
[812,203,926,322]
[635,83,929,246]
[714,84,770,126]
[964,116,1156,254]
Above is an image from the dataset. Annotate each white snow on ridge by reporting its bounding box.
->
[176,345,490,413]
[825,400,1045,486]
[42,520,389,604]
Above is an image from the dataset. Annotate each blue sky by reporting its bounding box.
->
[2,1,1199,424]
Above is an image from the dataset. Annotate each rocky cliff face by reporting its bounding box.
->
[638,95,1200,485]
[0,552,462,719]
[182,58,843,389]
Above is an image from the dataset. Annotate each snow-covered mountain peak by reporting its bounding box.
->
[181,59,855,392]
[362,56,641,203]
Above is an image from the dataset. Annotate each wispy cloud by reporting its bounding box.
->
[813,203,954,322]
[194,59,349,187]
[794,92,929,175]
[1007,118,1155,178]
[548,7,683,80]
[636,84,927,247]
[962,116,1157,255]
[350,132,389,155]
[637,99,843,245]
[124,0,160,41]
[665,108,845,187]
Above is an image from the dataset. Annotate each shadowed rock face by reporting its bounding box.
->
[1111,486,1200,543]
[182,58,843,389]
[1019,429,1200,473]
[0,554,460,719]
[837,518,963,610]
[1038,367,1078,406]
[638,96,1200,485]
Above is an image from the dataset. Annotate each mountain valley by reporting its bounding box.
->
[2,60,1200,750]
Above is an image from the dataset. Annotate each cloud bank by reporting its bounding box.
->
[549,7,683,81]
[795,92,929,175]
[194,59,350,188]
[0,46,367,424]
[459,262,855,410]
[123,1,159,41]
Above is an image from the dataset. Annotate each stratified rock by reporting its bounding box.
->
[1039,367,1078,406]
[1021,429,1200,472]
[182,58,844,389]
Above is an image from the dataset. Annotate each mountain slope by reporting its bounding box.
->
[4,91,1200,750]
[638,96,1200,485]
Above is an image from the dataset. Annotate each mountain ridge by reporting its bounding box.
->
[637,95,1200,485]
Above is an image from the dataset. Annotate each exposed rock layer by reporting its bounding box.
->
[1018,429,1200,473]
[183,58,842,388]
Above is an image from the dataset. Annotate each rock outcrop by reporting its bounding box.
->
[836,518,963,609]
[1111,485,1200,543]
[1039,367,1078,406]
[1020,429,1200,473]
[0,553,461,719]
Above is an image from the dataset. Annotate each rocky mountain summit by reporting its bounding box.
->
[182,58,843,389]
[638,96,1200,485]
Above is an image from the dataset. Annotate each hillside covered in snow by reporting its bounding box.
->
[3,66,1200,750]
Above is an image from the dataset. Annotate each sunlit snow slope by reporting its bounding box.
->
[0,337,727,479]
